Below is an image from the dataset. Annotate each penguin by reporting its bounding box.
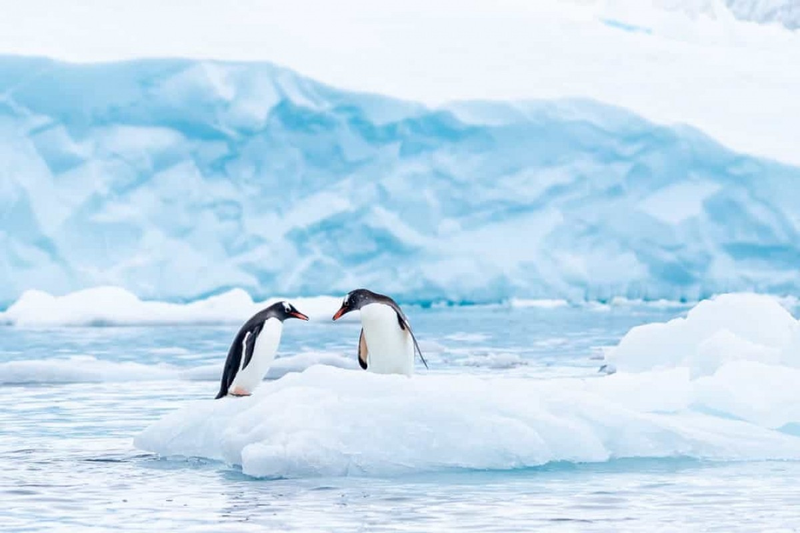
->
[331,289,428,375]
[215,301,309,399]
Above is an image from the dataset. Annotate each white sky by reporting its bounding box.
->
[1,0,799,165]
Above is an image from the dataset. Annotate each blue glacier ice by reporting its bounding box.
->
[657,0,800,30]
[724,0,799,29]
[2,56,800,306]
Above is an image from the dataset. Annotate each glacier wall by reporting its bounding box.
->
[646,0,800,29]
[2,56,800,305]
[724,0,800,29]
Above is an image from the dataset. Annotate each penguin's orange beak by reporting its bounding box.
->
[290,311,309,321]
[332,306,348,321]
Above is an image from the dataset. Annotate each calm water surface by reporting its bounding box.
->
[2,305,799,532]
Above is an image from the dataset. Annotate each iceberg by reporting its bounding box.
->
[135,294,800,478]
[2,58,800,306]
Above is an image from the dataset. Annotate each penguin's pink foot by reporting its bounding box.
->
[229,387,251,397]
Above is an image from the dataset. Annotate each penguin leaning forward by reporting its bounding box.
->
[215,301,309,399]
[332,289,428,376]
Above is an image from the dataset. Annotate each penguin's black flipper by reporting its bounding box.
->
[394,310,428,370]
[358,328,369,370]
[241,324,263,371]
[216,328,246,399]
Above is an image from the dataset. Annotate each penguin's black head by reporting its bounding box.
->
[271,301,309,322]
[332,289,377,321]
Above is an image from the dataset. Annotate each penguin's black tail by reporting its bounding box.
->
[215,328,247,399]
[214,370,230,399]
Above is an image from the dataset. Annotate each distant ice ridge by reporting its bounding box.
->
[1,286,794,327]
[136,293,800,478]
[0,287,343,326]
[0,286,699,327]
[3,58,800,306]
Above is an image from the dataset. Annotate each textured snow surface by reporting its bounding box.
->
[2,58,800,305]
[135,294,800,478]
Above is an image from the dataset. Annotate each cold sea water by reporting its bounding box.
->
[2,303,799,532]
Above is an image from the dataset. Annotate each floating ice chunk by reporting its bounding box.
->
[456,352,528,369]
[136,293,800,478]
[0,356,178,384]
[508,299,570,309]
[606,293,800,376]
[0,352,356,384]
[135,365,800,478]
[417,340,447,353]
[444,333,490,343]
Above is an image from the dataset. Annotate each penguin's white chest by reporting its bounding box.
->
[360,303,414,376]
[230,318,283,393]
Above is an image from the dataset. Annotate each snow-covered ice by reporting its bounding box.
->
[2,56,800,306]
[0,287,344,327]
[135,365,800,478]
[135,294,800,478]
[606,293,800,376]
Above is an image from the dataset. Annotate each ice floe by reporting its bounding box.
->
[135,294,800,478]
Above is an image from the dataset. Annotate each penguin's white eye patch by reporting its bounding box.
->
[343,294,350,305]
[283,302,290,312]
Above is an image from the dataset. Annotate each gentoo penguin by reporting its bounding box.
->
[215,301,309,399]
[332,289,428,375]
